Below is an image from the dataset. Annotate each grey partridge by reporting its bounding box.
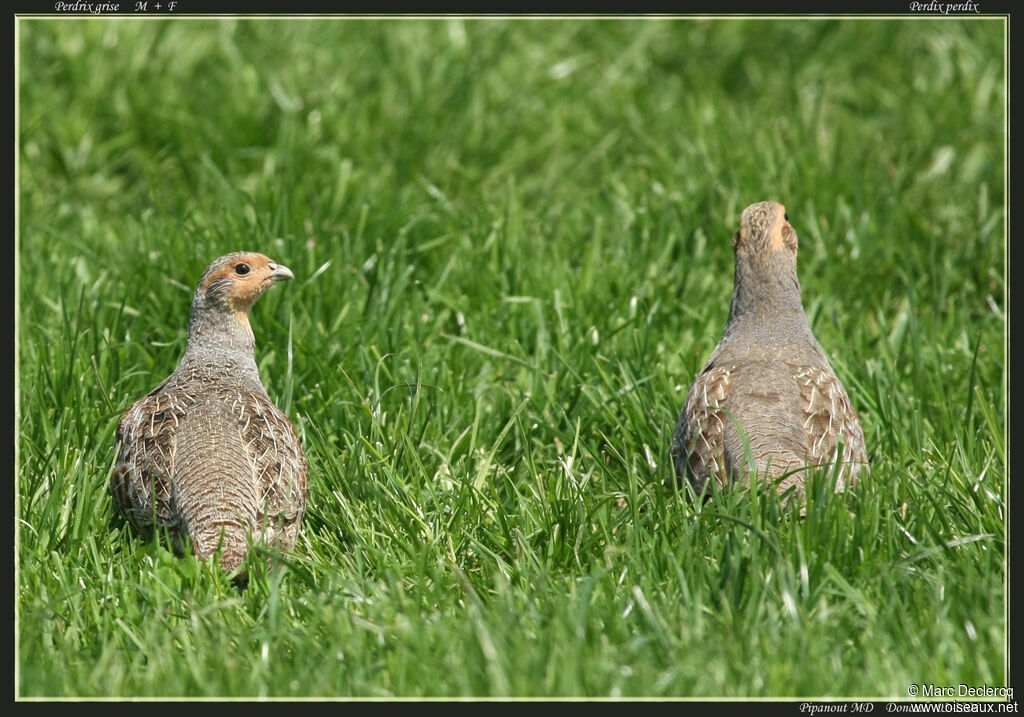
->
[671,201,868,502]
[112,252,308,573]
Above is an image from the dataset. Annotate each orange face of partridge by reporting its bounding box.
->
[733,201,798,257]
[201,252,295,324]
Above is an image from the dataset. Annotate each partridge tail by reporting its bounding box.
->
[171,404,257,572]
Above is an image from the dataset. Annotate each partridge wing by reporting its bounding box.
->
[243,393,308,553]
[111,388,190,536]
[672,363,735,495]
[795,365,869,490]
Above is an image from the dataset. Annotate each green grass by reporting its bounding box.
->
[16,17,1005,699]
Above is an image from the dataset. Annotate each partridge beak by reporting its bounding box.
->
[268,263,294,282]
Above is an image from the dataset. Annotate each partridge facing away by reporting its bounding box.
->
[670,201,868,502]
[112,252,308,573]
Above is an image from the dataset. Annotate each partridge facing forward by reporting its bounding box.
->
[671,202,868,501]
[112,252,308,573]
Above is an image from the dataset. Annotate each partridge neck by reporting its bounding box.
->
[180,297,260,378]
[724,253,814,345]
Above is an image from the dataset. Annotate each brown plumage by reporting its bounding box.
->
[671,201,868,503]
[112,252,308,574]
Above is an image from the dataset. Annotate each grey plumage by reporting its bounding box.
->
[112,252,307,573]
[671,201,868,502]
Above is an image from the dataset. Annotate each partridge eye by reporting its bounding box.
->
[784,213,789,222]
[234,263,251,276]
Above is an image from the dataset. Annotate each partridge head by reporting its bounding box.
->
[186,252,296,352]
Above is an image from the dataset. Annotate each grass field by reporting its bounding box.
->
[16,17,1006,699]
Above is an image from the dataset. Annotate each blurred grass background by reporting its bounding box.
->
[16,17,1005,698]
